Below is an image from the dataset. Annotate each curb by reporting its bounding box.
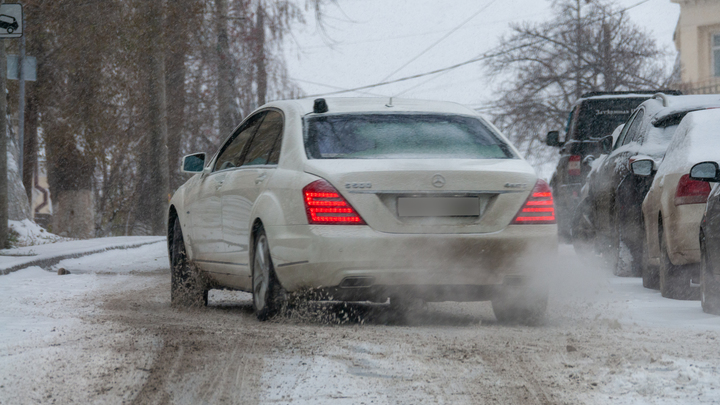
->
[0,239,166,275]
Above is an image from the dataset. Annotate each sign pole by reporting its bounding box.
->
[17,12,23,181]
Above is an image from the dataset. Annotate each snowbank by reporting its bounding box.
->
[8,219,71,247]
[0,236,166,274]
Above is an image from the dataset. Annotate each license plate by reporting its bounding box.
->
[397,197,480,217]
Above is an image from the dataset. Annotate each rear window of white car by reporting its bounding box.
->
[304,114,515,159]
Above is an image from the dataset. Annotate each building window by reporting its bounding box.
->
[714,33,720,77]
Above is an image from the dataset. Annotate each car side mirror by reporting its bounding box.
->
[546,131,561,147]
[630,159,654,177]
[690,161,720,182]
[600,135,613,154]
[182,152,206,173]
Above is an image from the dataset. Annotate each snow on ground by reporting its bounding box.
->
[1,241,720,404]
[0,235,166,273]
[50,241,168,274]
[7,219,71,247]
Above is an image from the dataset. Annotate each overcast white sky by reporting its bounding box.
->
[284,0,680,111]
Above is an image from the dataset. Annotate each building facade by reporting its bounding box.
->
[672,0,720,94]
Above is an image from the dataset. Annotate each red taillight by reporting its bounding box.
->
[568,155,581,176]
[303,179,366,225]
[674,174,711,206]
[511,180,556,225]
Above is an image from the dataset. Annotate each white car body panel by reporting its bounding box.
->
[643,109,720,266]
[168,97,558,300]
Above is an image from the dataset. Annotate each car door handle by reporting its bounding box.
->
[255,173,267,184]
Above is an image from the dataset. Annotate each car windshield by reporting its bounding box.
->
[304,113,515,159]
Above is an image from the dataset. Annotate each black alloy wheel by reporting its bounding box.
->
[700,233,720,314]
[641,234,659,290]
[571,199,595,257]
[659,224,698,300]
[170,217,209,307]
[252,227,284,321]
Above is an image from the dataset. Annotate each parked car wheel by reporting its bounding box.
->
[641,235,659,289]
[571,199,595,257]
[252,227,284,321]
[491,284,548,325]
[659,225,696,300]
[170,217,209,307]
[701,233,720,314]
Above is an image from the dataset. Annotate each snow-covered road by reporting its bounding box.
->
[1,242,720,404]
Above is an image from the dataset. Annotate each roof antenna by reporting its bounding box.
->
[313,98,328,113]
[386,97,394,108]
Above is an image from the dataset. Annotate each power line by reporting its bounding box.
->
[377,0,499,83]
[303,0,657,98]
[291,77,386,97]
[300,11,550,50]
[304,41,541,98]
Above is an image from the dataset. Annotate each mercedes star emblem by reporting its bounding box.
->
[432,174,445,188]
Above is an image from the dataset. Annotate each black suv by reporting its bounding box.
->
[546,91,681,240]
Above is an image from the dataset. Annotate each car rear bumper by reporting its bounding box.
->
[665,204,705,265]
[266,224,558,295]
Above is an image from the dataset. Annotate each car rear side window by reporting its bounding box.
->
[214,112,265,172]
[241,110,284,166]
[304,114,514,159]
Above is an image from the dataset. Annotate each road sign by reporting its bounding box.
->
[0,4,22,38]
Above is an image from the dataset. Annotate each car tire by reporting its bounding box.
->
[252,227,284,321]
[641,235,660,290]
[700,234,720,314]
[170,217,209,307]
[7,27,13,34]
[491,285,548,325]
[571,199,595,257]
[659,229,697,300]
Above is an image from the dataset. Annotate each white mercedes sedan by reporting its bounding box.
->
[167,98,557,323]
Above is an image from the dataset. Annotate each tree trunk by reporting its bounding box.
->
[216,0,235,138]
[255,4,266,107]
[0,38,7,247]
[166,0,192,192]
[23,83,37,204]
[136,0,169,236]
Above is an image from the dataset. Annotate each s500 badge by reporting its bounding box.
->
[504,183,527,189]
[345,182,372,189]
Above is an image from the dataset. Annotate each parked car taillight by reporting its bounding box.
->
[303,179,366,225]
[568,155,581,176]
[674,174,711,206]
[511,180,556,224]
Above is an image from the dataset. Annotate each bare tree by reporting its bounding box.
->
[0,38,7,248]
[485,0,675,167]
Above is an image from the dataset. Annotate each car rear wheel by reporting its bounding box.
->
[700,234,720,314]
[170,217,209,307]
[641,236,659,290]
[571,199,595,257]
[659,228,697,300]
[252,228,284,321]
[491,284,548,325]
[610,206,643,277]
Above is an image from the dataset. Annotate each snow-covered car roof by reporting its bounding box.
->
[656,108,720,176]
[579,93,661,101]
[266,97,478,116]
[648,94,720,126]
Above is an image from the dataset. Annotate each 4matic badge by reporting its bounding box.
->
[345,182,372,189]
